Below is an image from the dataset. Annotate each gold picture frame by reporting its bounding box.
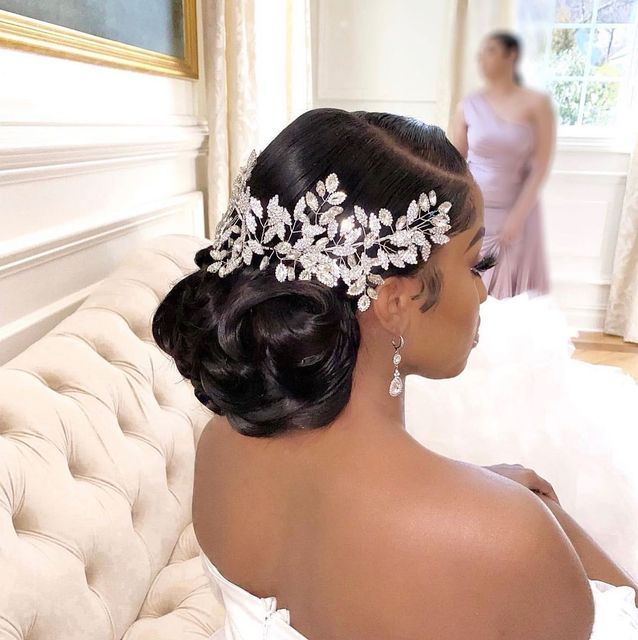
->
[0,1,198,79]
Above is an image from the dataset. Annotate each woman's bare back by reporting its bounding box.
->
[193,415,593,639]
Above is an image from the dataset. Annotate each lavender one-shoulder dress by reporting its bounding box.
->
[464,92,550,298]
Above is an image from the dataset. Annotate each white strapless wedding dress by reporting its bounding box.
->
[202,552,638,639]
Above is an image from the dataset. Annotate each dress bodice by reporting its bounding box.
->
[464,91,535,211]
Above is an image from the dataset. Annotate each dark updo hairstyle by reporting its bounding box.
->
[152,108,476,438]
[490,30,523,85]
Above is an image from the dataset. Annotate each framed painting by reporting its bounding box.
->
[0,0,198,78]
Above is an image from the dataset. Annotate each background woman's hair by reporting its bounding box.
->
[490,30,523,85]
[152,108,476,438]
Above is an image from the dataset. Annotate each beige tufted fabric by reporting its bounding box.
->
[0,235,225,640]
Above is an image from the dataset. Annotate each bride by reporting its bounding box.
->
[152,108,638,639]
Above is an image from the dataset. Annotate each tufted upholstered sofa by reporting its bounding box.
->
[2,233,637,639]
[0,234,223,639]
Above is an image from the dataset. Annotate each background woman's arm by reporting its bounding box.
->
[450,102,469,159]
[500,94,556,244]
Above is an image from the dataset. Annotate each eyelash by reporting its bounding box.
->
[471,253,497,277]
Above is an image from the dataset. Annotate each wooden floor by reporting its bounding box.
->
[572,332,638,382]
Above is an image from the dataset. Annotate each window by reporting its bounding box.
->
[520,0,638,134]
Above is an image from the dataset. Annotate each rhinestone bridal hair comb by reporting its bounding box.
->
[207,150,453,312]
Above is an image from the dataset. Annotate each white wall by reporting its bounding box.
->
[311,0,446,123]
[0,8,209,363]
[544,142,629,330]
[311,0,630,331]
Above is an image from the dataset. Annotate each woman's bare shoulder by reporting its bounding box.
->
[375,457,594,639]
[519,86,554,113]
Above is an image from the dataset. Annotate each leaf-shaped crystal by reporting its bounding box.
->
[428,190,437,207]
[357,294,371,312]
[354,205,368,227]
[347,276,366,296]
[306,191,319,211]
[325,173,338,193]
[396,216,407,230]
[246,212,257,234]
[302,224,324,237]
[411,230,427,246]
[259,256,269,270]
[248,240,264,254]
[275,263,288,282]
[379,209,393,226]
[431,232,449,245]
[328,191,347,205]
[392,230,411,246]
[294,197,307,220]
[438,201,452,215]
[317,270,336,287]
[418,193,430,212]
[431,213,450,227]
[403,246,418,264]
[316,180,326,197]
[406,200,419,224]
[421,241,432,262]
[340,216,354,234]
[275,241,292,254]
[345,228,362,244]
[389,253,405,268]
[294,237,314,251]
[250,197,263,218]
[267,195,280,218]
[263,226,278,244]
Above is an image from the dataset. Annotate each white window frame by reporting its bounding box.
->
[519,0,638,149]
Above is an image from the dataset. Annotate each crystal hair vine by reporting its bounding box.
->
[207,150,453,312]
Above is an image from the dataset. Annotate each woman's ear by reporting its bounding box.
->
[369,275,417,336]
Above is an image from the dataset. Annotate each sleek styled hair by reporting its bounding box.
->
[489,30,523,85]
[152,108,476,438]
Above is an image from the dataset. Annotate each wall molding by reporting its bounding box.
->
[549,278,611,331]
[0,191,204,279]
[0,120,209,184]
[0,283,96,364]
[0,191,205,363]
[550,169,628,185]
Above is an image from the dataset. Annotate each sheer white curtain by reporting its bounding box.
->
[605,138,638,343]
[202,0,312,235]
[202,0,257,235]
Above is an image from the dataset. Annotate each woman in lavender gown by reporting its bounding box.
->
[452,31,554,298]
